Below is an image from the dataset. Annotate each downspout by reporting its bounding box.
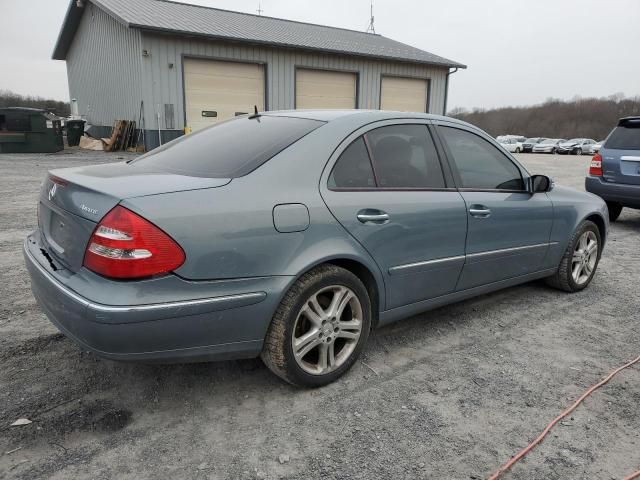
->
[443,67,459,116]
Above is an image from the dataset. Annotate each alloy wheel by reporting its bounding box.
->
[291,285,363,375]
[571,231,598,285]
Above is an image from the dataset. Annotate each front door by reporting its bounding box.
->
[321,122,468,310]
[435,123,554,291]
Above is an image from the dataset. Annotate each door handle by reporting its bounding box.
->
[357,210,390,224]
[469,205,491,218]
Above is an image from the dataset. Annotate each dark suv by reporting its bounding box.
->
[586,117,640,221]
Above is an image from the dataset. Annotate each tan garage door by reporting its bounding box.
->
[296,69,357,109]
[380,76,428,113]
[184,58,265,132]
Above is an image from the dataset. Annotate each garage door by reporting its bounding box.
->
[296,69,357,109]
[184,58,265,132]
[380,76,428,113]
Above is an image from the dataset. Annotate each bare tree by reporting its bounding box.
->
[449,95,640,139]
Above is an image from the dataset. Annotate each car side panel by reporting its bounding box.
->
[543,185,609,268]
[122,118,389,308]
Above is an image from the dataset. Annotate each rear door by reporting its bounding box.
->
[434,122,554,291]
[601,118,640,186]
[321,121,467,310]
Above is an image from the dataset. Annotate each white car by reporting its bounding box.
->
[590,140,605,154]
[499,137,523,153]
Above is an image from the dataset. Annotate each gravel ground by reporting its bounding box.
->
[0,150,638,480]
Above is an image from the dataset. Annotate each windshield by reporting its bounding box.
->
[567,138,582,143]
[132,115,324,178]
[541,139,556,144]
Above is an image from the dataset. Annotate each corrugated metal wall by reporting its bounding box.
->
[140,33,449,130]
[65,4,450,132]
[66,4,143,126]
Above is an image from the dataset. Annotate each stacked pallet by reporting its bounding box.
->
[106,120,138,152]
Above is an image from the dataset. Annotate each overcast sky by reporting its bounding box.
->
[1,0,639,110]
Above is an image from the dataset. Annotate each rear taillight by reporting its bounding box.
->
[589,153,603,176]
[83,206,185,279]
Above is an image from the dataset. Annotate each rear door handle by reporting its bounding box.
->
[357,210,390,224]
[469,205,491,218]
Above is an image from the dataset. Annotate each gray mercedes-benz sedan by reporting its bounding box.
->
[24,110,608,387]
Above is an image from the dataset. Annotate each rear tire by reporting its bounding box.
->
[261,265,371,387]
[606,202,623,222]
[545,220,602,292]
[575,147,583,155]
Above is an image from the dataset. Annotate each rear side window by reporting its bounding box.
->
[367,125,445,188]
[439,126,525,191]
[131,115,324,178]
[328,137,376,188]
[605,124,640,150]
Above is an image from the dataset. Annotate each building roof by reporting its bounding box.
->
[53,0,466,68]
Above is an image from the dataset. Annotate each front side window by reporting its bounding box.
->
[367,124,445,188]
[328,137,376,188]
[439,126,525,191]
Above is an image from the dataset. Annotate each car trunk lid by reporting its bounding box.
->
[38,162,231,272]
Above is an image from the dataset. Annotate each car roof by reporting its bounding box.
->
[262,109,472,127]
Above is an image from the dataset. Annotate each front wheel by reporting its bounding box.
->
[575,147,583,155]
[545,220,602,292]
[261,265,371,387]
[516,147,521,153]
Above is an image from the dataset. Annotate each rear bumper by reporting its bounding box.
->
[24,232,292,362]
[585,176,640,209]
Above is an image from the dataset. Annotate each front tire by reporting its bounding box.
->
[261,265,371,387]
[575,147,583,155]
[545,220,602,292]
[606,202,622,222]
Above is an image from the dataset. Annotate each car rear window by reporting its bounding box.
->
[131,115,324,178]
[605,124,640,150]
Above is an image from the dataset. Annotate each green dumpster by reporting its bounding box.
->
[66,119,86,147]
[0,107,64,153]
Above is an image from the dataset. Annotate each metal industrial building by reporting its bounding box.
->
[53,0,465,149]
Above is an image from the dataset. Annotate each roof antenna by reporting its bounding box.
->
[249,105,261,119]
[256,1,264,15]
[366,0,376,34]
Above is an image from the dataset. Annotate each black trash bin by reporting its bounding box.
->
[66,119,86,147]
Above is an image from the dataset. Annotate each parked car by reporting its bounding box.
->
[586,116,640,221]
[590,140,606,154]
[24,110,608,387]
[556,138,597,155]
[522,137,546,153]
[499,137,523,153]
[533,138,566,154]
[497,135,526,143]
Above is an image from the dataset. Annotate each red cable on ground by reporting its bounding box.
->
[488,354,640,480]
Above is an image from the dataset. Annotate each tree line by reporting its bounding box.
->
[449,94,640,140]
[0,89,70,118]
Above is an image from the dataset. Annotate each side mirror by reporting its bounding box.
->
[530,174,554,193]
